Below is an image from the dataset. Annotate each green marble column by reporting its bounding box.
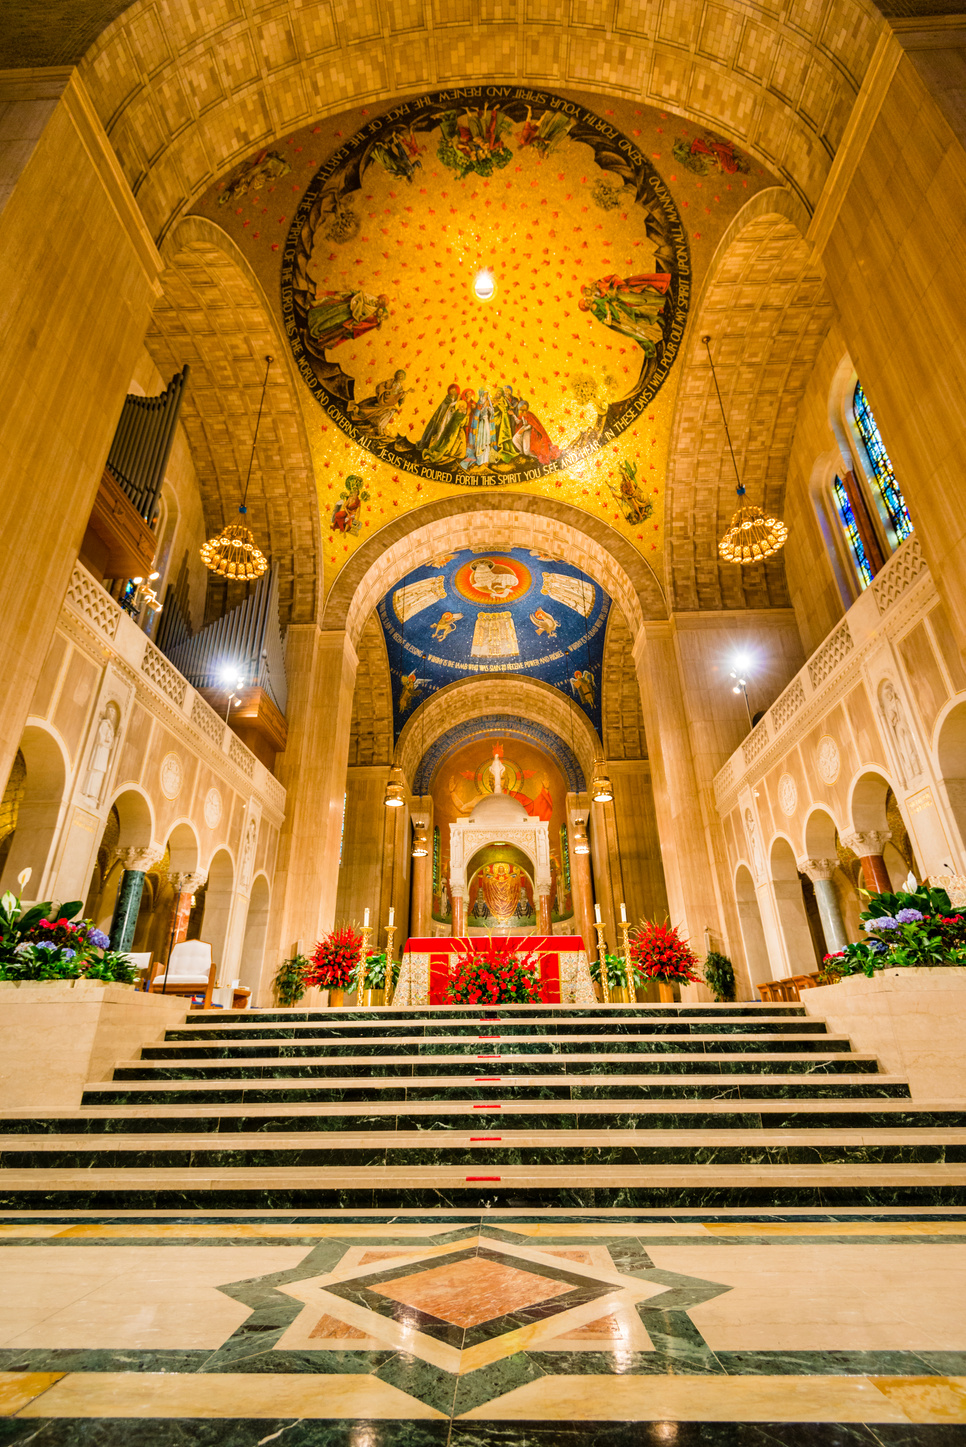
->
[109,870,145,952]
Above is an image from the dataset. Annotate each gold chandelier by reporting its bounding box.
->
[703,336,788,567]
[202,355,272,581]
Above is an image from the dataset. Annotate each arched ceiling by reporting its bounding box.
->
[145,216,321,625]
[347,615,393,767]
[62,0,886,245]
[601,606,647,760]
[664,204,834,612]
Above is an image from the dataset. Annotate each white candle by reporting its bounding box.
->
[620,902,627,923]
[388,907,395,926]
[364,908,370,927]
[594,903,602,924]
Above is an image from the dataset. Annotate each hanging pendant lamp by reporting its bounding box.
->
[703,337,788,566]
[201,356,272,581]
[591,763,613,803]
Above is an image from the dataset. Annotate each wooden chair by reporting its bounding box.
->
[149,941,216,1009]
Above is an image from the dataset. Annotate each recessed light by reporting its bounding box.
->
[474,270,495,301]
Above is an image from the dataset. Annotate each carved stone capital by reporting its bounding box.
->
[118,844,165,873]
[797,856,838,883]
[840,830,891,858]
[171,871,207,895]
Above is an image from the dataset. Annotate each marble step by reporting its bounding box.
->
[7,1098,955,1133]
[110,1049,872,1081]
[139,1032,848,1060]
[2,1160,965,1210]
[165,1016,828,1040]
[82,1070,908,1106]
[3,1126,965,1169]
[187,1004,809,1023]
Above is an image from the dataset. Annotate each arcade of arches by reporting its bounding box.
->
[3,1,966,1439]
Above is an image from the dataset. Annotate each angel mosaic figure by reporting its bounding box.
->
[606,458,654,526]
[306,289,388,351]
[438,104,514,180]
[579,273,672,356]
[569,668,596,710]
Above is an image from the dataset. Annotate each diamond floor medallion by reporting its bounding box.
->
[371,1255,572,1328]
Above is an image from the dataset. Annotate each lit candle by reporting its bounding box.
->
[364,908,370,927]
[388,907,395,926]
[594,903,602,924]
[620,903,627,923]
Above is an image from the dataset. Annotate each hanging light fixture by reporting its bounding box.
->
[572,818,590,855]
[201,355,272,580]
[411,823,429,857]
[703,336,788,566]
[384,768,406,809]
[591,762,613,803]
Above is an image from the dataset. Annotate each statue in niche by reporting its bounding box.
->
[488,746,505,796]
[744,808,764,880]
[82,702,120,804]
[879,679,922,786]
[240,818,257,891]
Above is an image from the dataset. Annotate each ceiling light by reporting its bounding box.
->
[591,766,613,803]
[473,270,495,302]
[202,356,272,581]
[384,770,406,809]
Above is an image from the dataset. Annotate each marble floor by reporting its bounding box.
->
[0,1211,964,1444]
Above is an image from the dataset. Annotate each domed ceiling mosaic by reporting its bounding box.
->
[377,547,609,740]
[192,87,772,596]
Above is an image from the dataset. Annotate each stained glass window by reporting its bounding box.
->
[854,382,913,543]
[832,475,874,590]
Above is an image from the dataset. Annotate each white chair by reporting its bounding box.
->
[125,951,153,990]
[149,941,216,1008]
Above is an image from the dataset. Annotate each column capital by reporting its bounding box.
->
[171,871,207,894]
[118,844,165,872]
[797,856,838,882]
[841,830,891,858]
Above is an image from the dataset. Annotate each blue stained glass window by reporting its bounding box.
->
[854,382,913,543]
[833,475,874,590]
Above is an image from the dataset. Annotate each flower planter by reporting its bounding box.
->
[0,979,187,1108]
[656,980,679,1003]
[360,988,385,1007]
[328,988,345,1008]
[608,985,632,1004]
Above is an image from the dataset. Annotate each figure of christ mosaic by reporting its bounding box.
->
[282,89,689,486]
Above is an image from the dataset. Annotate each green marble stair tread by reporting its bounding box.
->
[140,1034,842,1059]
[163,1018,831,1040]
[112,1043,864,1067]
[185,1004,809,1022]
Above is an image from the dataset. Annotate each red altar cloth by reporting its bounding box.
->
[403,936,585,1005]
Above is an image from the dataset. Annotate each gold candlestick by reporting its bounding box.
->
[593,921,608,998]
[384,922,397,1006]
[358,924,373,1001]
[620,922,634,998]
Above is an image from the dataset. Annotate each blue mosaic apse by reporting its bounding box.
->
[377,547,610,741]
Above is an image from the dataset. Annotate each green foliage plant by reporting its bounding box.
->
[273,953,309,1007]
[591,952,634,991]
[0,890,135,984]
[703,950,736,1001]
[350,949,397,994]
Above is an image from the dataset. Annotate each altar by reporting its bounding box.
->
[393,935,595,1006]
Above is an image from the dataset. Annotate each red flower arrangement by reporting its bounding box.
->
[629,921,702,985]
[305,923,363,990]
[445,938,543,1005]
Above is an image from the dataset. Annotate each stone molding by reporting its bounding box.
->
[170,871,207,894]
[840,830,892,858]
[118,845,165,872]
[797,856,838,882]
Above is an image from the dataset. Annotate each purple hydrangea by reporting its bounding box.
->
[896,908,924,924]
[62,949,76,961]
[34,940,56,952]
[868,916,901,931]
[88,928,110,950]
[867,938,888,954]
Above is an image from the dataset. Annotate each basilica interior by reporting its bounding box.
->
[2,0,966,1440]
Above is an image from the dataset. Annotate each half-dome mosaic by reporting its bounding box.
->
[282,87,690,488]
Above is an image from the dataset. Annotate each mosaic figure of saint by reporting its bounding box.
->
[371,126,422,183]
[569,668,596,710]
[306,289,388,351]
[331,474,369,535]
[511,398,560,466]
[430,610,462,641]
[353,370,407,434]
[579,273,672,356]
[218,149,290,206]
[422,388,473,467]
[398,670,427,714]
[419,384,463,462]
[461,388,494,469]
[438,104,514,180]
[518,106,575,159]
[530,607,558,638]
[606,458,654,526]
[672,134,747,176]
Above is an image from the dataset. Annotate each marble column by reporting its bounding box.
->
[410,810,430,938]
[168,870,207,953]
[842,831,893,894]
[570,813,595,950]
[109,846,163,952]
[798,857,848,954]
[536,892,551,933]
[451,890,466,938]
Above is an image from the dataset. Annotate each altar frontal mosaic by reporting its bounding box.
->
[377,546,609,738]
[282,87,690,488]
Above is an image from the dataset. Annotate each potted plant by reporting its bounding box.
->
[350,949,397,1007]
[272,953,309,1007]
[305,924,363,1006]
[823,879,966,980]
[590,951,635,1004]
[445,937,542,1005]
[703,949,736,1002]
[628,920,702,1002]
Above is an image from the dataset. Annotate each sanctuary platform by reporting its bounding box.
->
[393,935,595,1005]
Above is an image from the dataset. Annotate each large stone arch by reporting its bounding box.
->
[147,215,321,626]
[321,496,663,651]
[664,194,835,613]
[348,616,393,768]
[601,607,647,761]
[61,0,884,243]
[395,677,599,792]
